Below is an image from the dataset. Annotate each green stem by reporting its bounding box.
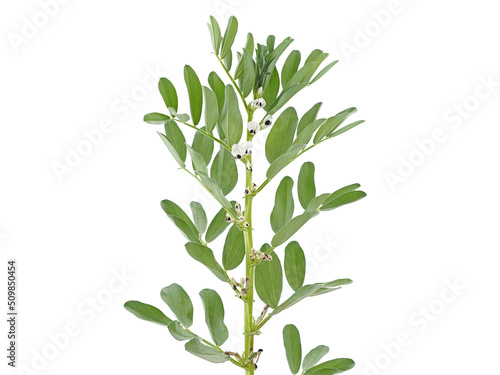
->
[215,55,249,114]
[243,113,255,375]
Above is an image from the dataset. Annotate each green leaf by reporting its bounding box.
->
[271,211,319,248]
[267,83,308,116]
[220,16,238,59]
[210,146,238,195]
[185,338,230,363]
[190,201,207,234]
[310,60,339,85]
[321,184,361,207]
[302,345,330,371]
[224,50,233,71]
[301,52,329,83]
[244,32,254,56]
[184,65,203,125]
[284,241,306,291]
[202,87,219,133]
[160,283,194,328]
[159,78,178,112]
[298,162,316,209]
[207,16,222,55]
[328,120,365,139]
[255,247,283,309]
[184,242,228,282]
[222,225,245,270]
[168,320,197,341]
[160,199,200,243]
[266,107,298,163]
[205,205,232,243]
[187,144,208,176]
[262,68,280,109]
[198,174,233,213]
[283,324,302,374]
[157,132,185,168]
[294,119,326,146]
[266,144,306,179]
[297,102,322,135]
[270,176,294,233]
[208,72,226,117]
[269,279,353,317]
[305,193,330,211]
[220,85,243,146]
[192,127,215,165]
[320,191,366,211]
[124,301,172,326]
[284,62,317,90]
[144,112,170,125]
[240,49,256,98]
[199,289,229,346]
[282,50,301,88]
[164,119,187,162]
[267,35,276,52]
[303,358,355,375]
[313,108,357,144]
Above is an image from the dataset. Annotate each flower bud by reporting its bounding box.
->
[225,214,233,223]
[240,141,252,155]
[243,221,249,228]
[244,187,251,195]
[246,160,253,172]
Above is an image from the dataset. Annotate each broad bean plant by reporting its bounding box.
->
[125,16,366,375]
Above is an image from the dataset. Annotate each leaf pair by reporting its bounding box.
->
[282,324,354,375]
[161,199,203,244]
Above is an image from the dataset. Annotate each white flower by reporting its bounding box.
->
[231,143,245,159]
[247,121,260,135]
[245,160,253,172]
[250,98,266,110]
[262,115,273,128]
[240,141,252,155]
[257,87,264,96]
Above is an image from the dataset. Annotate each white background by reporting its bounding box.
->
[1,0,499,374]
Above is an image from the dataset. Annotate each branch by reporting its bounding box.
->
[172,118,231,153]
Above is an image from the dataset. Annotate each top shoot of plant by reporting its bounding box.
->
[125,15,366,375]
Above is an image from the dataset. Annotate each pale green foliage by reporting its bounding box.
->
[126,15,367,374]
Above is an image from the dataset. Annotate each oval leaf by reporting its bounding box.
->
[297,102,322,135]
[161,199,200,243]
[144,112,170,125]
[164,120,187,162]
[159,78,178,112]
[210,146,238,195]
[157,132,185,168]
[202,86,219,133]
[304,358,355,375]
[220,85,243,146]
[160,283,194,328]
[282,50,301,88]
[185,338,229,363]
[320,191,366,212]
[190,201,207,234]
[168,320,197,341]
[298,162,316,210]
[208,72,226,117]
[303,345,330,371]
[184,242,228,282]
[283,324,302,374]
[266,107,299,163]
[199,289,229,346]
[255,247,283,309]
[271,211,319,248]
[313,108,357,144]
[220,16,238,59]
[207,16,222,55]
[270,176,294,233]
[184,65,203,125]
[284,241,306,291]
[205,205,232,243]
[124,301,172,326]
[222,225,245,270]
[192,127,215,165]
